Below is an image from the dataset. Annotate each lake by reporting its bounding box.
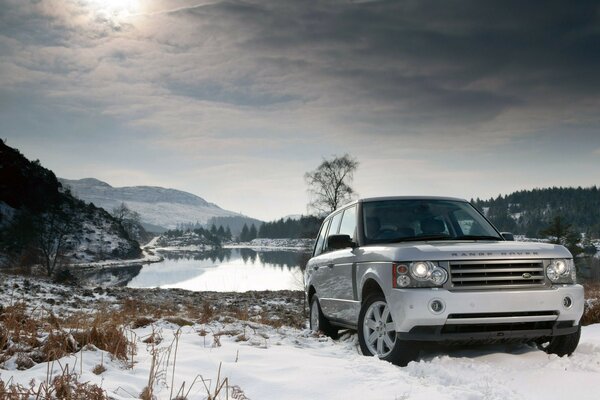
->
[126,248,310,292]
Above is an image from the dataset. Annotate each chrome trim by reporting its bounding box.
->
[448,259,548,290]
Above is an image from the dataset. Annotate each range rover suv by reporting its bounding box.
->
[305,196,584,366]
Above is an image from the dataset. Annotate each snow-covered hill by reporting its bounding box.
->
[60,178,244,231]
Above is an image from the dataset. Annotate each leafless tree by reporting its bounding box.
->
[112,202,142,239]
[35,206,81,276]
[305,154,359,215]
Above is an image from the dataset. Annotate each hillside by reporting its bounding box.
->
[473,187,600,237]
[0,141,141,270]
[60,178,256,232]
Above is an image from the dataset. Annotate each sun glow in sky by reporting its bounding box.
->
[1,0,599,221]
[87,0,140,15]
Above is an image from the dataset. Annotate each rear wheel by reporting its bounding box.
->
[309,296,339,339]
[358,294,419,366]
[537,325,581,356]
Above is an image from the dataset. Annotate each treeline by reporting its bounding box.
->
[237,216,324,242]
[472,186,600,237]
[258,216,323,239]
[206,215,263,236]
[168,216,324,243]
[162,224,232,246]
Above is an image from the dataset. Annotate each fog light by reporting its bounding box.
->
[396,275,411,287]
[563,296,573,309]
[429,299,444,314]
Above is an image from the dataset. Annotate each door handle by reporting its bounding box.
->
[327,263,334,268]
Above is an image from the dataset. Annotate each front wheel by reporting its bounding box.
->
[358,294,419,366]
[537,325,581,356]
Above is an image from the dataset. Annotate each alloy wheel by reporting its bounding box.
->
[362,300,396,357]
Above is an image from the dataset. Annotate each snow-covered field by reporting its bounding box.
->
[2,318,600,400]
[1,275,600,400]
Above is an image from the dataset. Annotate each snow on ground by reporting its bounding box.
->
[2,318,600,400]
[1,274,600,400]
[70,246,162,268]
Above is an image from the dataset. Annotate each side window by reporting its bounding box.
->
[323,212,343,253]
[338,206,357,240]
[313,219,331,257]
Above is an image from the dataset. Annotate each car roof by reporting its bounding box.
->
[359,195,468,203]
[327,196,469,216]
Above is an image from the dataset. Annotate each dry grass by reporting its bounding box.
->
[582,281,600,326]
[0,368,108,400]
[165,316,194,327]
[92,363,106,375]
[199,302,215,324]
[0,301,135,370]
[42,331,77,361]
[132,316,156,329]
[584,281,600,299]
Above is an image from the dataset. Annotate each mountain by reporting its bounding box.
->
[0,141,141,270]
[472,186,600,237]
[59,178,253,231]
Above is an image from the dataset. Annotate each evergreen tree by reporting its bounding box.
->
[240,224,249,242]
[475,186,600,237]
[249,224,258,240]
[540,216,583,258]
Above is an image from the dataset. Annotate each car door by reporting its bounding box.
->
[326,205,359,324]
[307,218,332,305]
[316,211,343,318]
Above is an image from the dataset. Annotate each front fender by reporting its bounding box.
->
[358,263,392,302]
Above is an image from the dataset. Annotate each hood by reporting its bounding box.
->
[359,240,572,262]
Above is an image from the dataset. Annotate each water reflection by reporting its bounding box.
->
[75,264,143,287]
[127,248,309,292]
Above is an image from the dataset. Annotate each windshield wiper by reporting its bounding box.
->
[453,235,502,241]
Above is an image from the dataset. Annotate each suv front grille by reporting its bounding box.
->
[449,260,547,290]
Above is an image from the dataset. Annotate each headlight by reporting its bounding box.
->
[410,262,432,280]
[393,261,448,288]
[547,259,575,283]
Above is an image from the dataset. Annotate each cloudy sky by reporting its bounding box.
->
[1,0,599,220]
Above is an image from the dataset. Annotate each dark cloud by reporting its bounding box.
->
[129,0,595,130]
[0,0,599,222]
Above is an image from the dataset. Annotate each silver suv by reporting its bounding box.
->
[305,196,584,366]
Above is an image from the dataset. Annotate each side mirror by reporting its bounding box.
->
[501,232,515,241]
[327,234,356,250]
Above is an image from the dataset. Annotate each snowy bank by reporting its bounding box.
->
[227,238,315,251]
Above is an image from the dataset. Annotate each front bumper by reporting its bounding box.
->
[388,285,584,341]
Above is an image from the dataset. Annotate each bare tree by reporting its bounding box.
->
[112,202,129,222]
[112,202,142,240]
[305,154,359,215]
[35,206,81,276]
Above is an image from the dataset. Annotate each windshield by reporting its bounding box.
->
[362,199,502,244]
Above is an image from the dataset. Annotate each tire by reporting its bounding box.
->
[537,325,581,357]
[309,296,339,339]
[358,293,420,367]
